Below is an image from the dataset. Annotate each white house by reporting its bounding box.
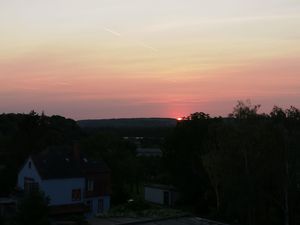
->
[17,145,110,217]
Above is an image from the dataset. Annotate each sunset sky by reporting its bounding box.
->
[1,0,300,119]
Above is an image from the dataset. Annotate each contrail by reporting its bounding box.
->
[103,26,158,51]
[103,27,121,36]
[138,41,158,52]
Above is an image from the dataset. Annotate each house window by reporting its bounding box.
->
[86,200,93,212]
[87,180,94,192]
[24,182,39,193]
[24,177,39,193]
[72,189,81,201]
[98,199,104,213]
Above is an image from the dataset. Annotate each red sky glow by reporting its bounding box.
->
[1,0,300,119]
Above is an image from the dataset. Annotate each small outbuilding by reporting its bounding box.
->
[144,184,178,207]
[136,148,162,157]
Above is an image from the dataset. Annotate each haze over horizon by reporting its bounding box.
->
[1,0,300,120]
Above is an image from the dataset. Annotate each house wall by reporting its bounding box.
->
[17,157,111,216]
[102,196,110,212]
[85,172,110,198]
[17,157,42,189]
[42,178,85,206]
[84,196,110,217]
[144,187,170,205]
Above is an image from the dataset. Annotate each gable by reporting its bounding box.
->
[17,157,42,188]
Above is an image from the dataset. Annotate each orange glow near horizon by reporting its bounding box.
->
[0,1,300,119]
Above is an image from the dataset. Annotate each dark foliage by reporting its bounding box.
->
[14,191,50,225]
[163,101,300,225]
[1,104,300,225]
[80,132,137,203]
[0,112,82,195]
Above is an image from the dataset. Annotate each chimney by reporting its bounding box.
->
[73,141,81,162]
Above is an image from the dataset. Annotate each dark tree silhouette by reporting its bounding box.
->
[164,101,300,225]
[15,191,50,225]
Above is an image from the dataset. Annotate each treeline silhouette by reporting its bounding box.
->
[0,111,82,195]
[163,101,300,225]
[0,101,299,225]
[0,111,157,205]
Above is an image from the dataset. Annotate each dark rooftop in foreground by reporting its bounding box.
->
[88,216,229,225]
[31,145,110,180]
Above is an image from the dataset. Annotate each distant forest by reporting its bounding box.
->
[78,118,177,128]
[77,118,177,137]
[0,101,300,225]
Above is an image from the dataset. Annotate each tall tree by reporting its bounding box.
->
[80,132,137,203]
